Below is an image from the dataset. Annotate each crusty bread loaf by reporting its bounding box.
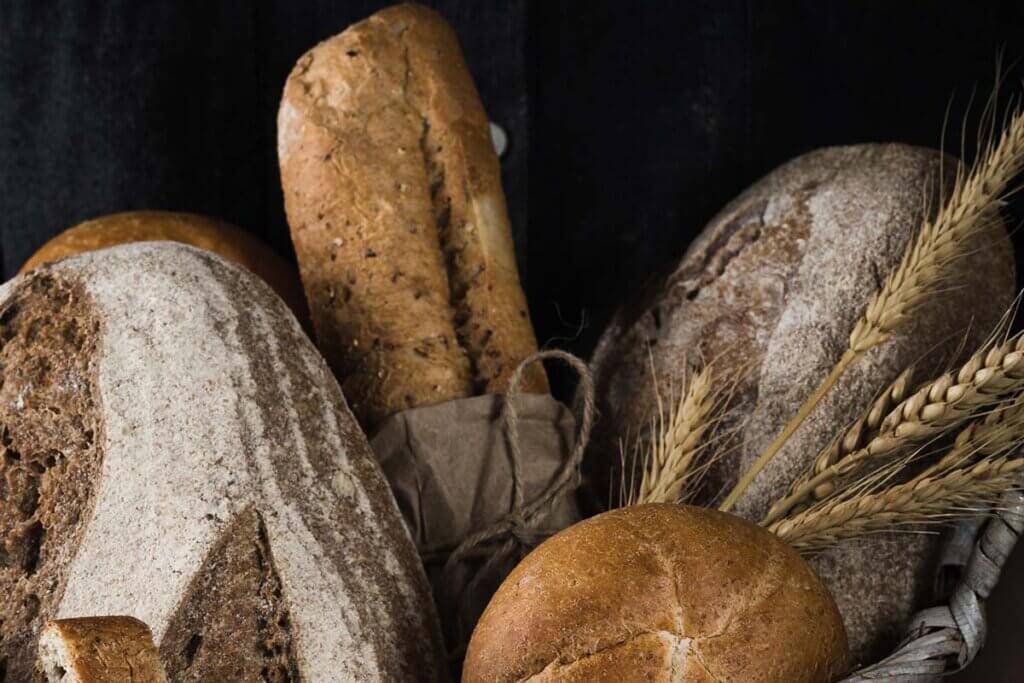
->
[588,144,1015,660]
[38,617,167,683]
[278,3,546,427]
[464,504,848,682]
[0,242,443,682]
[20,210,308,322]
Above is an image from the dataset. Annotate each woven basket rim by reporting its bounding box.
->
[840,489,1024,682]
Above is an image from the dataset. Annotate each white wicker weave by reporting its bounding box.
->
[841,490,1024,681]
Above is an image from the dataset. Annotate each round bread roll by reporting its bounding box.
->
[464,504,848,682]
[21,210,308,321]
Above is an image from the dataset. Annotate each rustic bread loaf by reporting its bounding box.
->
[0,242,443,681]
[38,617,167,683]
[19,210,308,322]
[278,3,546,428]
[588,144,1015,661]
[464,504,848,682]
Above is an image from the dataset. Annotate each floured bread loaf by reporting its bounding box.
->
[0,242,443,681]
[279,3,546,428]
[589,144,1015,661]
[38,617,167,683]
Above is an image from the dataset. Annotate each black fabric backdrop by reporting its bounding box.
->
[2,1,1024,679]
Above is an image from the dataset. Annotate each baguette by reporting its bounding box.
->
[0,243,443,681]
[279,3,546,427]
[38,617,167,683]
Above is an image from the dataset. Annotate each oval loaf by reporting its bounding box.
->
[589,144,1016,660]
[0,242,443,681]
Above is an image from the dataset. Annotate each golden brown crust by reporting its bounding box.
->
[20,211,308,324]
[38,616,167,682]
[464,504,848,683]
[390,5,546,396]
[278,3,545,427]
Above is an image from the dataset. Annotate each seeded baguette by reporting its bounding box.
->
[38,617,167,683]
[278,3,546,427]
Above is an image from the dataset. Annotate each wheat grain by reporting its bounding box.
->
[817,368,915,478]
[761,368,914,522]
[921,393,1024,477]
[623,360,742,506]
[720,104,1024,513]
[851,106,1024,351]
[762,333,1024,525]
[634,365,715,504]
[769,456,1024,553]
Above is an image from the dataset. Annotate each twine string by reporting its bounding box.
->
[441,349,595,656]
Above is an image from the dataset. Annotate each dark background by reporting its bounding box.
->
[2,1,1024,679]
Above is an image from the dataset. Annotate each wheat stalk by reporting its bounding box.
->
[761,368,915,521]
[721,104,1024,513]
[633,365,716,505]
[815,368,915,480]
[762,332,1024,525]
[769,456,1024,553]
[622,360,740,507]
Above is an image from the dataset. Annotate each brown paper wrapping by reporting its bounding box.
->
[371,392,581,653]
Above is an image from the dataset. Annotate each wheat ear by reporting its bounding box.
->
[769,456,1024,553]
[624,360,741,506]
[762,332,1024,524]
[634,365,716,504]
[920,393,1024,477]
[761,368,914,521]
[721,104,1024,513]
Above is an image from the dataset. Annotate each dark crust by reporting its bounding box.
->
[159,507,300,682]
[0,273,103,683]
[585,177,819,507]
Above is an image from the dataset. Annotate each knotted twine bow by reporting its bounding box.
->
[439,349,595,659]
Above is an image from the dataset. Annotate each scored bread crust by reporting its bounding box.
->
[19,210,308,322]
[279,3,546,427]
[38,617,167,683]
[464,504,848,683]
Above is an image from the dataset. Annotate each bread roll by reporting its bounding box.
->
[38,617,167,683]
[20,210,308,322]
[278,3,546,427]
[464,504,848,682]
[0,243,443,681]
[588,144,1015,659]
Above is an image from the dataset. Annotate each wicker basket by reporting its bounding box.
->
[841,490,1024,681]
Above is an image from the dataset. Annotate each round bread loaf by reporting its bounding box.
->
[20,210,308,321]
[464,504,848,683]
[588,144,1015,660]
[0,242,442,681]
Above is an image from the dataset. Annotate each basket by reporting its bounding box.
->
[841,490,1024,681]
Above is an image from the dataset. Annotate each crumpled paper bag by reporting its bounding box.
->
[371,392,582,653]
